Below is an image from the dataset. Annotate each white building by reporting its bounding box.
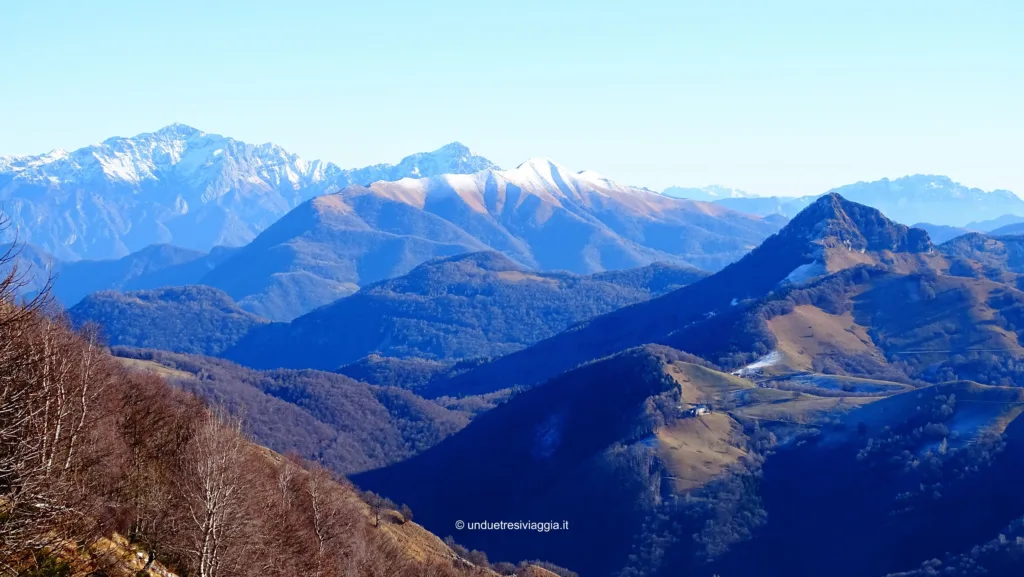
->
[683,404,711,417]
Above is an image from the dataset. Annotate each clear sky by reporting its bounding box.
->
[2,0,1021,196]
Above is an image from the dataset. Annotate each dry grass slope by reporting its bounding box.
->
[116,356,194,380]
[766,305,881,373]
[656,412,748,491]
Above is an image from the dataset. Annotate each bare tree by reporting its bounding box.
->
[0,210,562,576]
[363,490,394,528]
[0,289,109,565]
[177,412,253,577]
[115,373,198,571]
[301,464,357,577]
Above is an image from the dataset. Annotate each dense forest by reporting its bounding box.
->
[69,285,269,355]
[109,347,473,474]
[224,252,706,371]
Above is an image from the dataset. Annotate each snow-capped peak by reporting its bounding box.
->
[434,141,474,157]
[119,122,206,143]
[0,126,501,261]
[512,157,565,177]
[575,169,616,187]
[498,158,582,192]
[0,148,70,172]
[0,124,338,187]
[154,122,205,138]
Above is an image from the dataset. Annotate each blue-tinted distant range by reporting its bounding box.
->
[668,176,1024,229]
[708,177,1024,229]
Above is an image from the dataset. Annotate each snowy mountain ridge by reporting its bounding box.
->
[1,123,491,191]
[0,124,497,260]
[355,156,758,227]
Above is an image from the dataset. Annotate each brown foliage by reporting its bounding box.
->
[0,226,497,577]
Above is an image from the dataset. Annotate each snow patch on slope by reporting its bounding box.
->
[732,351,782,376]
[784,261,828,284]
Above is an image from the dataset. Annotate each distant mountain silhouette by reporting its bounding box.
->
[967,214,1024,232]
[0,241,239,307]
[911,222,974,244]
[717,175,1024,227]
[662,184,756,201]
[53,244,239,306]
[989,222,1024,236]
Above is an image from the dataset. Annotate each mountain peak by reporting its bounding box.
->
[514,157,562,171]
[810,190,847,214]
[0,128,502,261]
[505,158,576,186]
[785,192,932,253]
[433,141,473,155]
[382,142,497,178]
[152,123,205,139]
[760,193,934,286]
[103,123,208,146]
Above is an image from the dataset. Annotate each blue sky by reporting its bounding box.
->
[2,0,1021,196]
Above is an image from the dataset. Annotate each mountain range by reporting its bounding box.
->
[909,219,1024,245]
[691,175,1024,228]
[14,162,1024,576]
[910,222,974,244]
[67,251,708,367]
[0,124,495,260]
[5,126,784,320]
[12,126,1024,577]
[190,157,782,319]
[349,193,1024,577]
[222,252,707,370]
[423,192,936,398]
[123,188,1024,577]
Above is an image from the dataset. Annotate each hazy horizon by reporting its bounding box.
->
[3,1,1021,197]
[5,121,1023,201]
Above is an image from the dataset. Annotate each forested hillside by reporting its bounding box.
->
[226,252,707,370]
[0,223,570,576]
[69,285,269,355]
[112,347,473,474]
[425,193,935,398]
